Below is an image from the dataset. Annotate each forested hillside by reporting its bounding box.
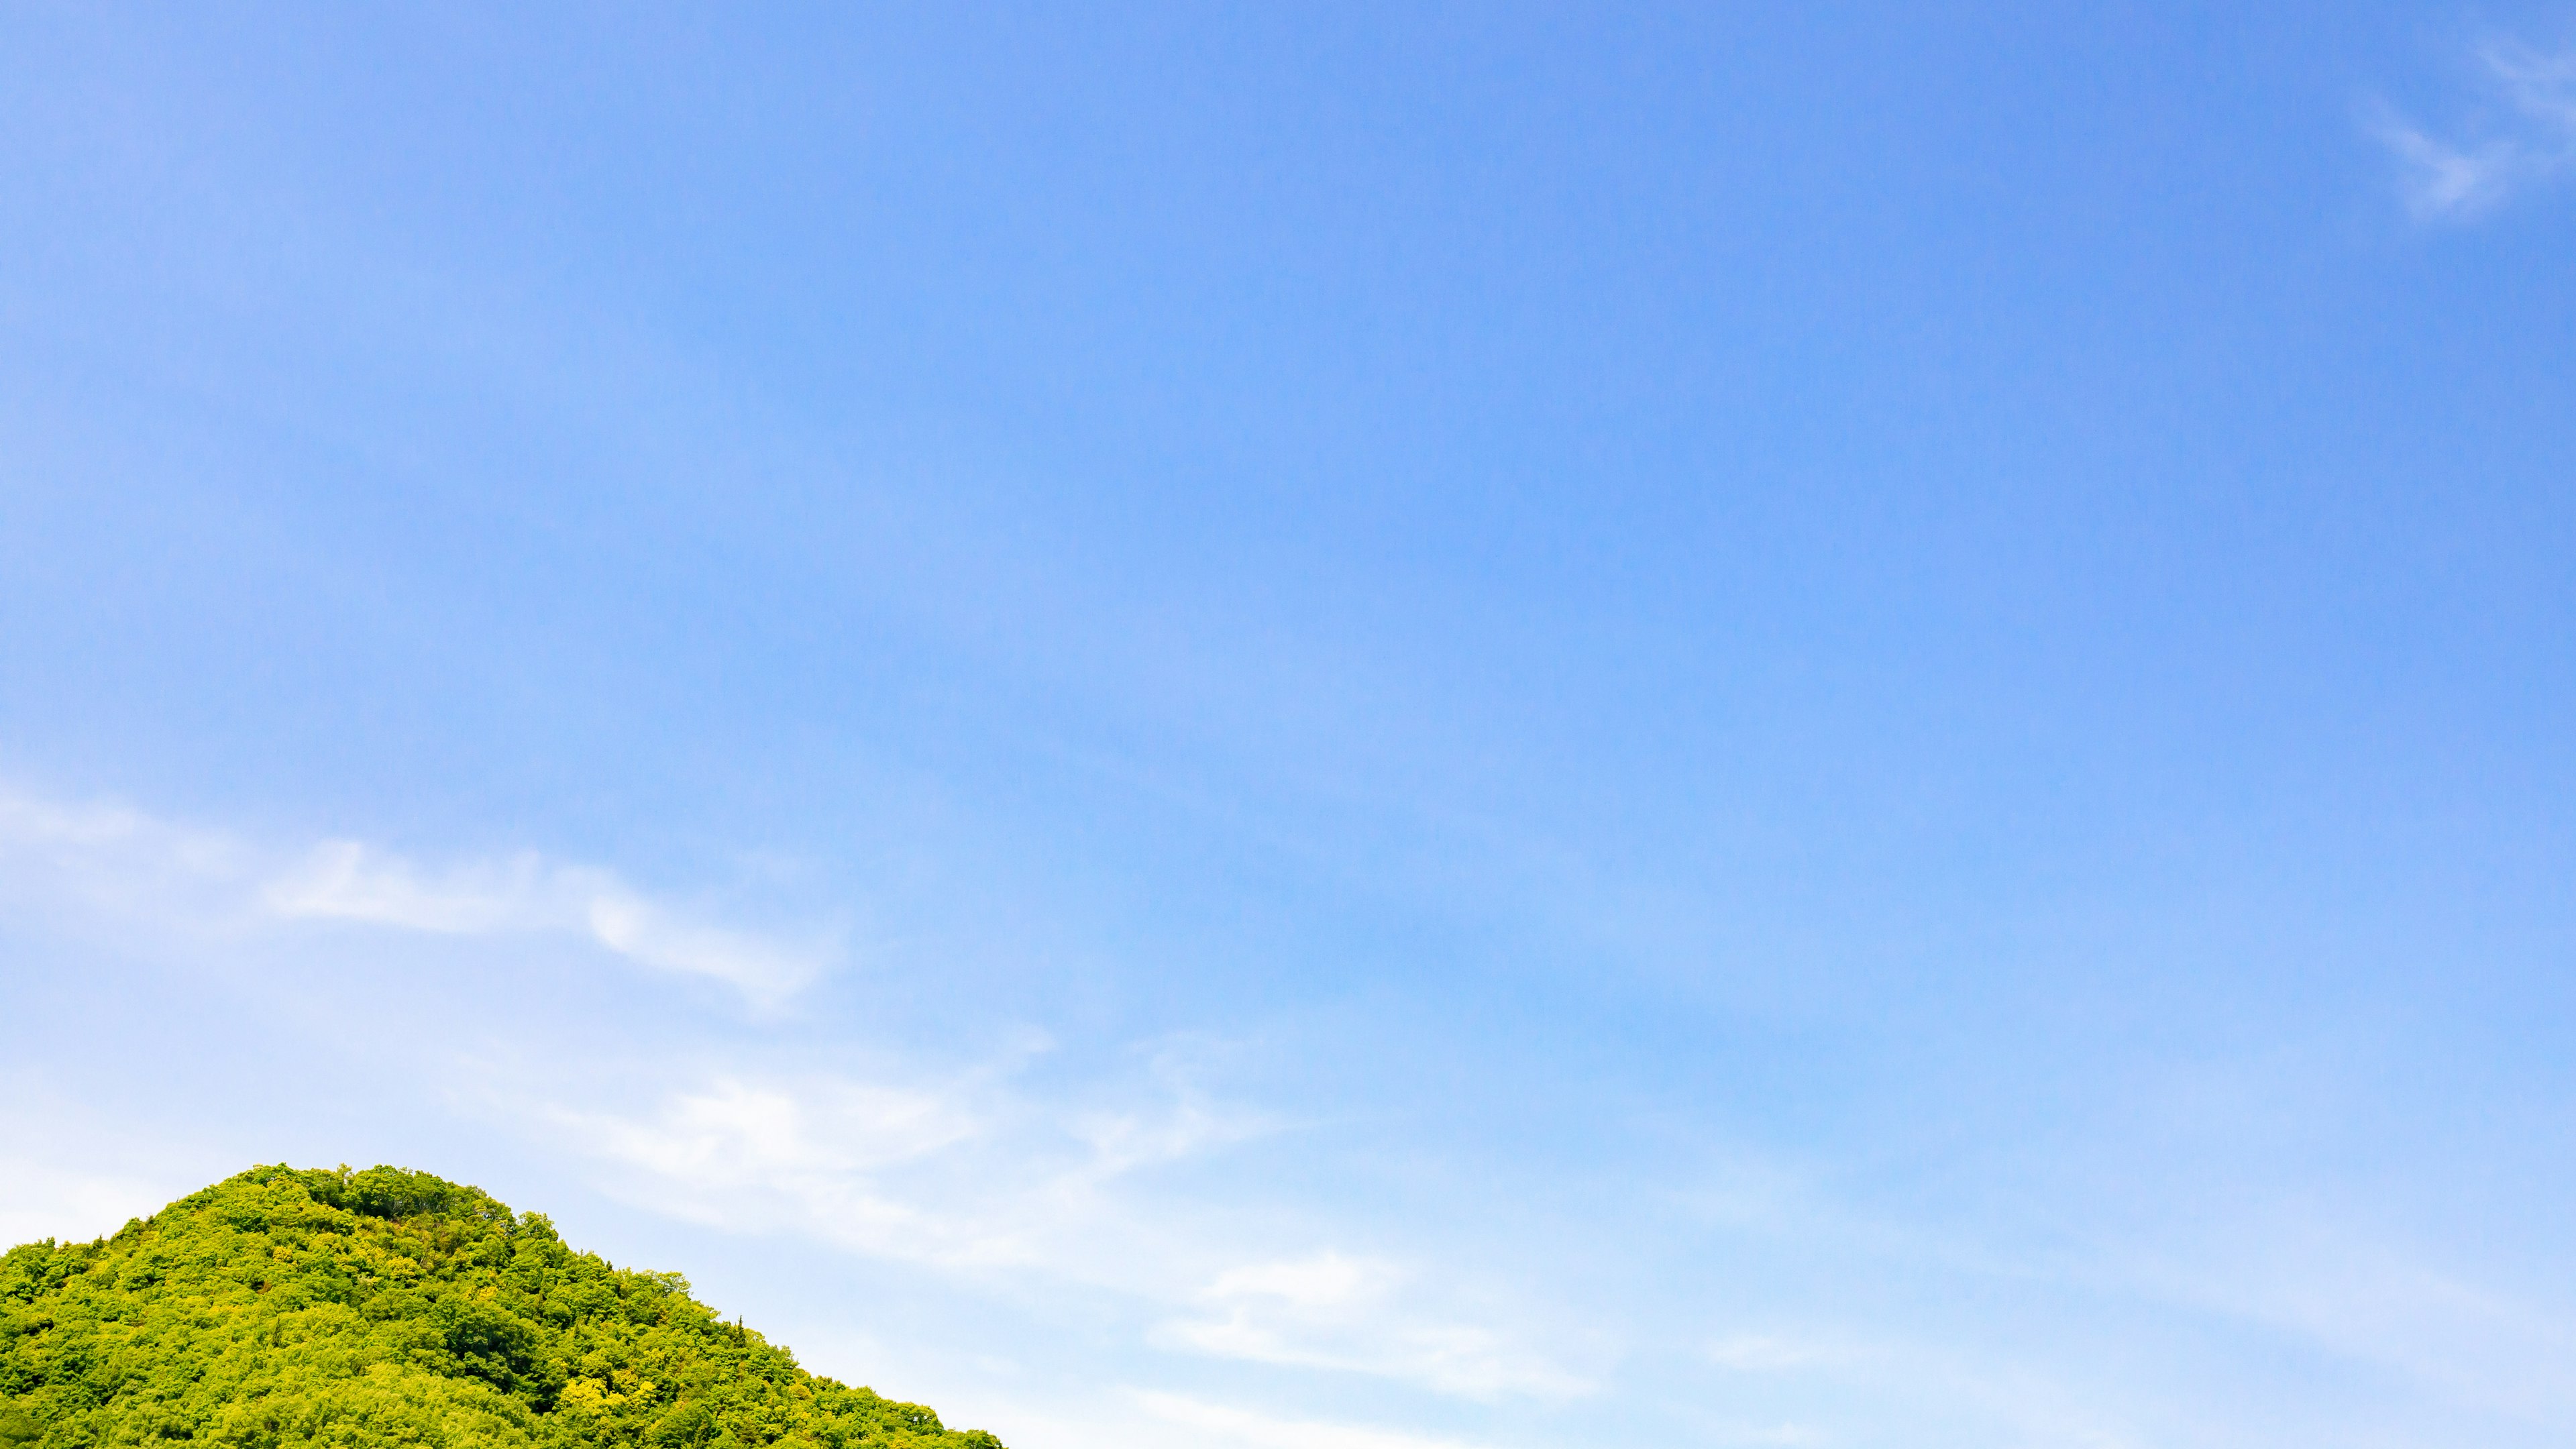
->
[0,1166,1001,1449]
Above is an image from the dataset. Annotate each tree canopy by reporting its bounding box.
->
[0,1166,1001,1449]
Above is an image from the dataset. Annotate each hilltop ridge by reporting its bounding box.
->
[0,1165,1000,1449]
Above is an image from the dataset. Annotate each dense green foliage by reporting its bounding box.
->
[0,1167,1000,1449]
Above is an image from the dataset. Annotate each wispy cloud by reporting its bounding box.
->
[533,1063,1595,1403]
[0,782,831,1006]
[1155,1250,1595,1399]
[2112,1216,2576,1426]
[1131,1391,1495,1449]
[1706,1332,1843,1373]
[0,777,1595,1419]
[0,789,258,922]
[537,1049,1297,1278]
[266,841,830,1005]
[543,1072,1034,1269]
[2375,40,2576,219]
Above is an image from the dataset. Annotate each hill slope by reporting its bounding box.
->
[0,1166,1001,1449]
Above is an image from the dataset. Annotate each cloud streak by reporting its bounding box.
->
[1132,1391,1495,1449]
[266,841,829,1005]
[0,779,1595,1421]
[0,782,831,1006]
[1155,1250,1595,1399]
[2376,40,2576,219]
[534,1064,1595,1404]
[2113,1217,2576,1426]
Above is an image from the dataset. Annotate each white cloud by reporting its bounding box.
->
[0,788,259,926]
[545,1073,1031,1268]
[2377,40,2576,219]
[1707,1332,1840,1373]
[592,1077,977,1177]
[1208,1249,1384,1308]
[1132,1391,1494,1449]
[546,1061,1265,1274]
[267,839,829,1005]
[2377,121,2520,219]
[2117,1220,2576,1425]
[1155,1249,1595,1400]
[529,1063,1596,1403]
[0,781,830,1006]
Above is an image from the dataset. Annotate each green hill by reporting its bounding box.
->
[0,1166,1002,1449]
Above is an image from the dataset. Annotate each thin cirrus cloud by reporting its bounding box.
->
[2112,1218,2576,1426]
[1154,1251,1597,1400]
[264,841,830,1007]
[539,1074,1034,1269]
[0,781,832,1007]
[1705,1332,1843,1373]
[2374,39,2576,219]
[0,777,1595,1422]
[1130,1391,1497,1449]
[532,1067,1597,1405]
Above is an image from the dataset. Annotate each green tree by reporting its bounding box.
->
[0,1167,1003,1449]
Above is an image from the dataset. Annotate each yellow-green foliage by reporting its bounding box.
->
[0,1167,1000,1449]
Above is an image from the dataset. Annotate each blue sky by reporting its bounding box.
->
[5,4,2576,1445]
